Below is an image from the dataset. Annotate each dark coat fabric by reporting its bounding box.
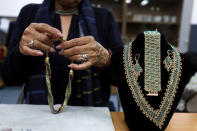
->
[2,1,123,108]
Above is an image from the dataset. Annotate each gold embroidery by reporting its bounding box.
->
[93,73,99,77]
[76,95,82,98]
[76,79,82,83]
[82,76,89,79]
[93,87,101,91]
[83,90,92,95]
[95,100,102,105]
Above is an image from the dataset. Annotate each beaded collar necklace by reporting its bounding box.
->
[123,31,182,129]
[55,8,79,16]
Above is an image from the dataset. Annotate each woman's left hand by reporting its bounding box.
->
[56,36,110,70]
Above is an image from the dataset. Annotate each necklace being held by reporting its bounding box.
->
[45,38,74,114]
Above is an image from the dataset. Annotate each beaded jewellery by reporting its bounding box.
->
[123,31,182,129]
[45,38,74,114]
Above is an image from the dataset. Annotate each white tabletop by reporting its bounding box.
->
[0,104,114,131]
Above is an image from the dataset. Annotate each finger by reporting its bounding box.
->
[20,35,55,53]
[45,33,61,41]
[58,44,89,57]
[33,40,56,53]
[32,23,63,39]
[56,36,94,49]
[68,61,92,70]
[68,55,82,62]
[22,46,44,56]
[30,30,54,47]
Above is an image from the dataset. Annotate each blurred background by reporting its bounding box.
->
[0,0,197,112]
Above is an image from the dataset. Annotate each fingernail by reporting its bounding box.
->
[50,48,56,53]
[56,45,62,49]
[68,65,72,68]
[37,51,44,56]
[58,50,63,55]
[57,32,63,37]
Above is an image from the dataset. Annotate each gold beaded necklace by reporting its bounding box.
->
[45,39,74,114]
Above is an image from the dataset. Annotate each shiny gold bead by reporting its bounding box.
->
[45,57,49,62]
[70,69,74,76]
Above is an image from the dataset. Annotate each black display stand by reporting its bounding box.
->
[111,33,192,131]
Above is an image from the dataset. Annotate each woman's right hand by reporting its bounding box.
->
[19,23,63,56]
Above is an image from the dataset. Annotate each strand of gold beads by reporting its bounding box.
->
[45,38,74,114]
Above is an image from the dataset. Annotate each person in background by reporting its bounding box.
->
[177,52,197,112]
[2,0,123,110]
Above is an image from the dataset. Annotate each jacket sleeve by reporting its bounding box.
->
[103,9,123,52]
[2,4,38,86]
[93,7,123,53]
[93,8,123,86]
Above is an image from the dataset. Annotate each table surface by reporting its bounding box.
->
[110,112,197,131]
[0,104,115,131]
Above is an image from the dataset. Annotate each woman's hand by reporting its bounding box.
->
[19,23,62,56]
[56,36,110,70]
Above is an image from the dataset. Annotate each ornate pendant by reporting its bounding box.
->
[134,54,143,77]
[164,50,173,72]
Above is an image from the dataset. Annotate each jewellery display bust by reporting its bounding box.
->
[111,32,192,131]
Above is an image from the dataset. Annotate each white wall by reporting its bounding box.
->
[179,0,197,53]
[0,0,43,17]
[191,0,197,24]
[178,0,194,53]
